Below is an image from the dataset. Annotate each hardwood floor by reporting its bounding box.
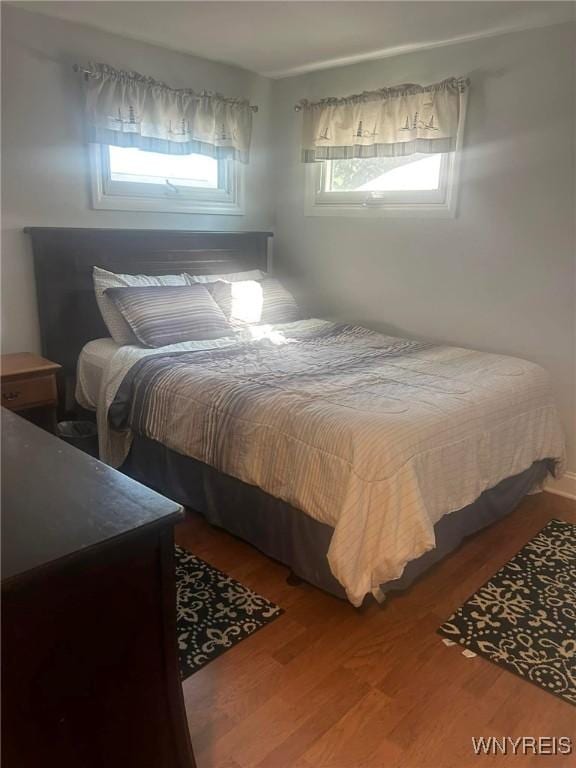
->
[176,492,576,768]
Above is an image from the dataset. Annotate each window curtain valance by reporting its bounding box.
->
[298,77,469,163]
[80,63,254,162]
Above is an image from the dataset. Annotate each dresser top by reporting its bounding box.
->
[1,352,61,379]
[1,409,184,585]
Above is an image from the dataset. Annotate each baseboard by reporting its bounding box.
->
[545,471,576,500]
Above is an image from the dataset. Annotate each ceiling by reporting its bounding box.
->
[15,1,574,78]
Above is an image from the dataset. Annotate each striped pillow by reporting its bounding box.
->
[210,278,301,325]
[105,285,232,348]
[93,266,189,344]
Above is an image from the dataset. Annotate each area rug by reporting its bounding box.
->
[438,519,576,706]
[175,546,284,679]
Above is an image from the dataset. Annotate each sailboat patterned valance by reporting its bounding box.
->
[298,77,469,163]
[81,63,254,163]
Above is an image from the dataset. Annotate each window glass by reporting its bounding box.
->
[108,146,218,189]
[327,154,443,193]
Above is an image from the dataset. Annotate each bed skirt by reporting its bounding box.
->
[122,436,551,602]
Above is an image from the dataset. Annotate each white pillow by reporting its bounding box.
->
[185,269,266,285]
[209,278,301,325]
[93,266,189,344]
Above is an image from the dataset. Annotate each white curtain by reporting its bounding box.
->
[300,77,468,162]
[82,63,254,163]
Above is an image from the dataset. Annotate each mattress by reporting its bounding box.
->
[76,338,121,410]
[124,436,551,601]
[100,319,565,606]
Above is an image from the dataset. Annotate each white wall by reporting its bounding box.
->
[1,4,273,353]
[271,24,576,472]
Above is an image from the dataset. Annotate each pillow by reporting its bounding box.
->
[105,285,232,348]
[209,278,301,326]
[185,269,266,284]
[93,266,189,344]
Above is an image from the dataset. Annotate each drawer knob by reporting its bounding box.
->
[2,391,20,401]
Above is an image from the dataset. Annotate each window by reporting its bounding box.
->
[108,146,219,189]
[327,154,444,193]
[89,145,243,214]
[306,150,462,218]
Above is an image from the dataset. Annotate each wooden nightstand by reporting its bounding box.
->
[1,353,61,432]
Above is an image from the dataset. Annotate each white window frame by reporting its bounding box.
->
[89,144,244,215]
[305,91,467,219]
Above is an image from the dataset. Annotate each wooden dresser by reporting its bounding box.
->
[1,408,196,768]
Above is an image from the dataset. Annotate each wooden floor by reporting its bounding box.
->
[176,492,576,768]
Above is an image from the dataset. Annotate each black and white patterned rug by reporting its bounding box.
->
[439,519,576,706]
[175,546,284,679]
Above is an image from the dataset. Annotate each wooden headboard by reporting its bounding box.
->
[26,227,273,376]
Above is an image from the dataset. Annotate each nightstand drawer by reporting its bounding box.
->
[1,375,57,410]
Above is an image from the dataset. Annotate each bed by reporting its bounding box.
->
[76,338,120,410]
[28,227,565,606]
